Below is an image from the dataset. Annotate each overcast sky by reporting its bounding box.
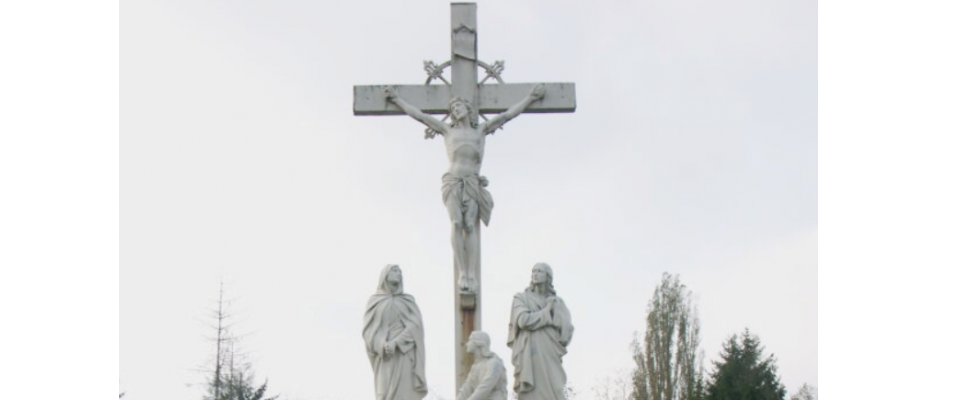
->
[121,1,816,399]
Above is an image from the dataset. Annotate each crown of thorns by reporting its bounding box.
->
[448,97,473,110]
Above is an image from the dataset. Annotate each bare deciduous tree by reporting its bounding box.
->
[593,369,633,400]
[201,281,277,400]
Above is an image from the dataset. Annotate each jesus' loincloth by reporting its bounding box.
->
[441,173,494,226]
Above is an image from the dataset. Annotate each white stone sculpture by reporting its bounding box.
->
[456,331,508,400]
[385,84,546,294]
[507,263,574,400]
[363,264,428,400]
[353,3,578,390]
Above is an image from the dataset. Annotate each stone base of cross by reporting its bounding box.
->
[353,2,576,390]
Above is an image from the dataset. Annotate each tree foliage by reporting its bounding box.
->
[705,329,786,400]
[216,369,277,400]
[631,273,704,400]
[789,384,816,400]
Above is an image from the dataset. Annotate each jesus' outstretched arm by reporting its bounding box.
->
[481,83,546,134]
[385,86,448,135]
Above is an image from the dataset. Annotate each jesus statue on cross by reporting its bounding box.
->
[385,83,547,293]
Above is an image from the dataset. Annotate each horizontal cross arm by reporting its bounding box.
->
[478,83,576,114]
[354,85,451,116]
[353,83,576,116]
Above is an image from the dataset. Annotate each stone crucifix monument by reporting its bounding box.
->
[353,2,576,389]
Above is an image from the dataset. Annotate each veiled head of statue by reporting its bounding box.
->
[378,264,404,295]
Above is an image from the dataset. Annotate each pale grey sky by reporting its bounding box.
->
[121,1,816,399]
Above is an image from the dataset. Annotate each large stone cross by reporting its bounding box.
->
[353,2,576,389]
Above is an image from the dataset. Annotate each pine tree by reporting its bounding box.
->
[705,329,786,400]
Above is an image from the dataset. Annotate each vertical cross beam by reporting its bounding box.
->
[451,3,478,125]
[451,3,480,391]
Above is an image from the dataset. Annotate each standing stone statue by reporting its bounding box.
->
[363,264,428,400]
[456,331,508,400]
[385,84,546,293]
[507,263,574,400]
